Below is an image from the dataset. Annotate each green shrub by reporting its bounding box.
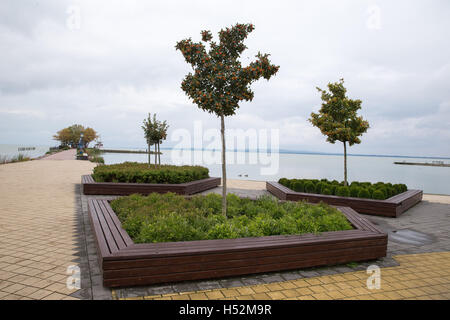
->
[90,156,104,164]
[336,186,350,197]
[292,181,304,192]
[279,178,408,198]
[349,186,360,197]
[322,188,332,195]
[372,190,385,200]
[304,181,316,193]
[377,187,387,199]
[329,184,338,195]
[358,188,371,199]
[92,162,209,184]
[278,178,289,187]
[315,182,324,194]
[393,184,402,194]
[110,193,353,243]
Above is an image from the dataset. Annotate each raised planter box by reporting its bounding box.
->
[82,175,221,196]
[88,198,387,287]
[267,181,423,218]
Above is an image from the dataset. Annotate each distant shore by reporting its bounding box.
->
[100,149,161,155]
[394,161,450,167]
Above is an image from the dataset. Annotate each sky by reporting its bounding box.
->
[0,0,449,157]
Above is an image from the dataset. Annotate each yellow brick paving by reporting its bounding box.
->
[0,157,95,300]
[118,252,450,300]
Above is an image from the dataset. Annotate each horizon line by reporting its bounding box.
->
[102,146,450,160]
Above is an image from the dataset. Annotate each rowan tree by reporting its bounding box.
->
[176,23,279,216]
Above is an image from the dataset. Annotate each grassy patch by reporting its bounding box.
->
[110,193,353,243]
[279,178,408,200]
[85,148,104,164]
[92,162,209,184]
[0,153,31,164]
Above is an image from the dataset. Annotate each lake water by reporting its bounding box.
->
[102,149,450,195]
[0,144,50,160]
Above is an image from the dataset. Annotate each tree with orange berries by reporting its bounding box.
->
[176,23,279,216]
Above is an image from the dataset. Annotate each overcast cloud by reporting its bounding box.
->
[1,0,449,157]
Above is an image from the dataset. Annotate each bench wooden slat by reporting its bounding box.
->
[103,237,386,270]
[103,248,386,287]
[98,200,127,250]
[102,200,134,247]
[112,231,384,260]
[92,200,119,254]
[103,244,387,279]
[88,200,112,260]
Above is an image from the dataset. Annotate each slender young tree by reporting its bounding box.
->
[142,113,169,167]
[142,113,157,167]
[176,23,279,216]
[309,79,370,186]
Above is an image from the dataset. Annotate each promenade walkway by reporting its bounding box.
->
[0,152,95,300]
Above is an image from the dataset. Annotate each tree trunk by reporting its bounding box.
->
[343,141,348,186]
[158,142,161,165]
[154,144,157,168]
[148,143,151,167]
[220,114,227,217]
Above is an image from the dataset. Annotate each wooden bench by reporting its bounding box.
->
[88,199,387,287]
[267,181,423,218]
[82,175,221,196]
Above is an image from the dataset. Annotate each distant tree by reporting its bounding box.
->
[309,79,370,186]
[83,127,98,147]
[176,23,279,216]
[142,113,157,167]
[53,128,72,147]
[53,125,98,148]
[142,113,168,167]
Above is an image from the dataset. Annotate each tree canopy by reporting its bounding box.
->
[142,113,169,166]
[309,79,369,146]
[53,124,99,148]
[175,23,279,118]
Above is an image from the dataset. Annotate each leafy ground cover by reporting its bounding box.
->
[110,193,353,243]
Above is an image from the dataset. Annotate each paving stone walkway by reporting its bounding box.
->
[123,251,450,300]
[0,155,96,300]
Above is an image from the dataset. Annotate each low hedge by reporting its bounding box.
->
[92,162,209,184]
[110,193,353,243]
[278,178,408,200]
